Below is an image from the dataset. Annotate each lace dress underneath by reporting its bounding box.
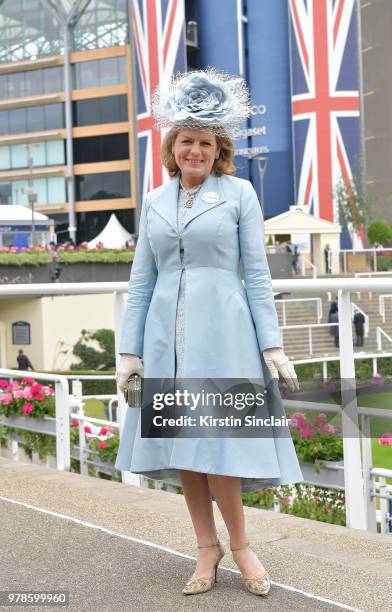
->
[175,184,199,378]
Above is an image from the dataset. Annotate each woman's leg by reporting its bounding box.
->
[178,469,221,579]
[207,474,268,578]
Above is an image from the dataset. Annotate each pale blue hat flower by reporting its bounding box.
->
[152,68,251,138]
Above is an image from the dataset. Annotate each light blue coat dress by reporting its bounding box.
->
[114,172,304,492]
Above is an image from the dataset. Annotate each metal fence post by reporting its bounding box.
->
[361,415,377,532]
[338,289,367,530]
[55,378,70,471]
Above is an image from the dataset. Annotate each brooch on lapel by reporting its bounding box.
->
[202,192,220,204]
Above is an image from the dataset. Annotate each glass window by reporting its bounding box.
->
[0,181,12,204]
[10,107,27,134]
[10,144,28,168]
[44,103,64,129]
[0,110,9,134]
[26,105,45,132]
[76,171,130,200]
[0,146,11,170]
[43,66,63,93]
[73,133,129,163]
[46,140,65,165]
[117,55,127,82]
[33,178,47,204]
[13,180,27,205]
[75,60,99,89]
[99,57,120,86]
[24,70,43,97]
[6,72,24,99]
[0,75,7,100]
[0,0,64,63]
[73,95,127,126]
[47,177,66,203]
[72,0,129,52]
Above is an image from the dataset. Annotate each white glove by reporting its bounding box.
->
[262,347,300,392]
[116,354,144,393]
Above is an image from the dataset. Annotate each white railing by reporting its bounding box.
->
[379,294,392,323]
[2,278,392,531]
[291,351,392,380]
[280,322,336,355]
[300,255,317,278]
[333,248,392,274]
[275,297,322,326]
[376,326,392,351]
[0,368,70,471]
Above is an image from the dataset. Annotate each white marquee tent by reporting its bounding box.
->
[87,213,134,249]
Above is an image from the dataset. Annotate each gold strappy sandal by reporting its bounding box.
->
[231,541,271,596]
[182,539,225,595]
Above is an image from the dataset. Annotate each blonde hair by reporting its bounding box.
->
[161,128,236,177]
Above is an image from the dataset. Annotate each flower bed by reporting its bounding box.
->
[0,244,135,266]
[0,376,119,476]
[289,411,343,465]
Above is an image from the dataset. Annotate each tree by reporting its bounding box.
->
[333,174,370,234]
[367,220,392,246]
[71,329,115,370]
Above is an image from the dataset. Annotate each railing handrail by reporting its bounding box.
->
[379,294,392,323]
[1,278,392,297]
[300,254,317,278]
[275,297,323,324]
[376,326,392,350]
[280,322,336,329]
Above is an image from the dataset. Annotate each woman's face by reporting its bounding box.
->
[172,128,220,186]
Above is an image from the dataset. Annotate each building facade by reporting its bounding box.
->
[0,0,137,244]
[1,1,391,247]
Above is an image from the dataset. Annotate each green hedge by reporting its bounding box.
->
[0,249,135,266]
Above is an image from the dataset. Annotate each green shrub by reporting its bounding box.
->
[368,220,392,245]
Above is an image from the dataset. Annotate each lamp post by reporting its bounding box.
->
[253,154,268,215]
[23,143,39,248]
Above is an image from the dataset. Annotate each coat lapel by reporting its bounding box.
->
[149,173,226,234]
[183,173,226,229]
[149,176,180,234]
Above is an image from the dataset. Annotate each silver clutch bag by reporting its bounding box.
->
[123,373,143,408]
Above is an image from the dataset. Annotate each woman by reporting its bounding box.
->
[115,70,303,597]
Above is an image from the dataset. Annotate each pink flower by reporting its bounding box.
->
[13,389,25,399]
[280,496,292,505]
[0,393,13,405]
[22,403,34,416]
[23,387,32,400]
[71,419,79,427]
[21,377,35,385]
[98,441,107,449]
[99,427,111,435]
[84,426,92,434]
[313,413,327,423]
[378,433,392,446]
[30,383,45,400]
[0,379,8,389]
[319,422,335,433]
[299,427,315,438]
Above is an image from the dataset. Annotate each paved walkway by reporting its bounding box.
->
[1,459,392,611]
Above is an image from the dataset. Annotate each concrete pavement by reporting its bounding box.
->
[1,458,391,611]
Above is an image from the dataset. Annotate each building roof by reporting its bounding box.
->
[264,206,342,235]
[0,205,51,224]
[88,213,133,249]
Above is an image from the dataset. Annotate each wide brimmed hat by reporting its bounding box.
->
[151,68,251,139]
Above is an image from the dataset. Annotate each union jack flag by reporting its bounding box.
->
[131,0,186,201]
[289,0,361,241]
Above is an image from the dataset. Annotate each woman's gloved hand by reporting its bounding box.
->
[116,354,144,393]
[262,347,300,392]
